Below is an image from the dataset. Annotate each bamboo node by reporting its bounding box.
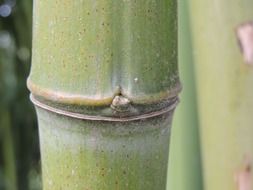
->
[111,95,131,112]
[30,94,178,121]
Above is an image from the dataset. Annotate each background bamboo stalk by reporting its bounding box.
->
[11,1,35,188]
[167,0,203,189]
[0,110,17,190]
[0,0,39,189]
[190,0,253,189]
[0,17,17,190]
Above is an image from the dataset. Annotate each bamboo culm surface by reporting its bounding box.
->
[28,1,180,190]
[190,0,253,190]
[167,0,203,190]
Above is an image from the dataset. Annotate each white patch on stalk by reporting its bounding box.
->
[236,22,253,65]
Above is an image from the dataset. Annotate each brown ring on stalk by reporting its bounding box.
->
[30,94,179,122]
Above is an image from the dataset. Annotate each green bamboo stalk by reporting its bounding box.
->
[190,1,253,190]
[10,1,35,189]
[0,20,17,190]
[28,1,180,189]
[167,0,203,189]
[0,110,17,190]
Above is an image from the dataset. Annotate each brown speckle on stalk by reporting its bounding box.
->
[236,22,253,64]
[235,156,252,190]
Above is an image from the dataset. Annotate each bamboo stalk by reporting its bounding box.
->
[12,2,34,189]
[0,20,17,190]
[0,110,17,190]
[28,0,180,189]
[189,1,253,189]
[167,0,203,189]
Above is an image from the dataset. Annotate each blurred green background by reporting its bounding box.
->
[0,0,41,189]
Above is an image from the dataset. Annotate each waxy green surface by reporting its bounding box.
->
[28,0,179,106]
[167,0,202,190]
[28,1,179,189]
[37,107,173,190]
[190,0,253,189]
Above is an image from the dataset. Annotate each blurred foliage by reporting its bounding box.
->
[0,0,41,189]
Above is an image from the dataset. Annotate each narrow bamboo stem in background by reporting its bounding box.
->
[0,20,18,190]
[28,1,180,189]
[11,1,34,188]
[190,0,253,189]
[167,0,203,189]
[0,110,17,190]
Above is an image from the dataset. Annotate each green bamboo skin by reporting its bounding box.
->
[190,0,253,189]
[28,0,179,189]
[36,107,173,190]
[167,0,202,190]
[28,0,179,108]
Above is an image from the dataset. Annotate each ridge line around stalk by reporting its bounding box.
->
[27,79,181,106]
[30,94,179,122]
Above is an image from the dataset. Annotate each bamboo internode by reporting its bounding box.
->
[190,0,253,189]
